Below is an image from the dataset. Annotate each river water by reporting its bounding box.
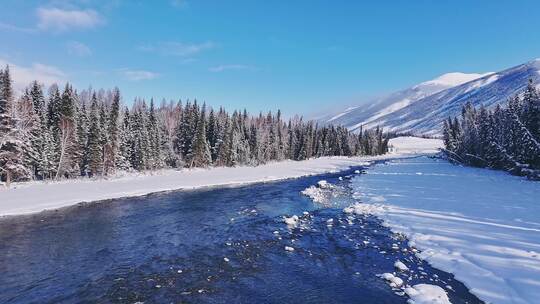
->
[0,164,482,303]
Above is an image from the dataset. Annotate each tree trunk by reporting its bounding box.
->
[6,171,11,188]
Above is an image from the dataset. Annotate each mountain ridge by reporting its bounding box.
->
[321,59,540,135]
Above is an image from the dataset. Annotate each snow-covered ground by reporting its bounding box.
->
[350,157,540,304]
[387,136,442,154]
[0,137,442,217]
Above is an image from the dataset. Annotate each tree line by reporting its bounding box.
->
[0,66,388,186]
[442,79,540,179]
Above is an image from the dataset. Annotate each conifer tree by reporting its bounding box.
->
[55,84,79,179]
[0,66,30,186]
[87,94,102,176]
[76,102,89,175]
[104,88,120,174]
[442,79,540,179]
[190,106,212,167]
[116,107,133,170]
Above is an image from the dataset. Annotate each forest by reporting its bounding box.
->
[0,66,388,186]
[442,79,540,179]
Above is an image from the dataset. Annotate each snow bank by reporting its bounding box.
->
[0,136,439,217]
[351,157,540,304]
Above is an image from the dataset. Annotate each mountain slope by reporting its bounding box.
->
[321,72,489,132]
[323,59,540,135]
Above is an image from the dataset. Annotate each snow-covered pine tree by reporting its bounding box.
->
[160,99,182,168]
[116,107,133,171]
[216,117,234,167]
[248,124,260,164]
[27,81,48,178]
[147,99,163,169]
[129,103,150,171]
[476,106,491,163]
[87,94,103,177]
[38,126,58,179]
[190,105,212,167]
[442,79,540,178]
[0,66,31,186]
[98,100,109,173]
[46,84,62,135]
[175,100,198,163]
[16,89,41,179]
[103,88,121,174]
[206,108,219,162]
[55,83,79,179]
[29,81,46,123]
[522,79,540,138]
[76,101,89,176]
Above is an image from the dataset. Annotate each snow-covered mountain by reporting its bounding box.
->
[322,59,540,135]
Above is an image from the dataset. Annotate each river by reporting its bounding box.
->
[0,163,482,303]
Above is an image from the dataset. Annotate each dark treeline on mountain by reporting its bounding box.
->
[0,66,388,186]
[442,79,540,180]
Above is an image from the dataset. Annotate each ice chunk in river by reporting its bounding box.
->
[404,284,451,304]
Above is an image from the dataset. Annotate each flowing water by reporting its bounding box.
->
[0,165,483,303]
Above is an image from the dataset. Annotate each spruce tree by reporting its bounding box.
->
[87,94,103,176]
[55,84,79,179]
[116,107,133,171]
[104,88,121,174]
[0,66,31,185]
[75,102,89,176]
[190,106,212,167]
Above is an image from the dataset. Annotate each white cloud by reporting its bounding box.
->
[139,41,216,57]
[0,58,67,93]
[37,7,105,32]
[209,64,256,72]
[117,69,159,81]
[67,41,92,56]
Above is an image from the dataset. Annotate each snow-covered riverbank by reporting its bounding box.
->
[349,157,540,304]
[0,137,442,217]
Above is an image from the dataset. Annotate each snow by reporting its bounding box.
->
[317,180,330,188]
[351,157,540,304]
[328,60,540,136]
[394,260,409,272]
[327,106,359,122]
[330,72,488,133]
[404,284,451,304]
[380,272,404,288]
[283,215,300,228]
[418,72,491,88]
[464,74,499,93]
[0,137,441,217]
[388,137,443,154]
[301,185,327,203]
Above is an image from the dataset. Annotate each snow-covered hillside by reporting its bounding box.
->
[321,72,488,132]
[323,58,540,135]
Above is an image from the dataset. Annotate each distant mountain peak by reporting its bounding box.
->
[529,58,540,69]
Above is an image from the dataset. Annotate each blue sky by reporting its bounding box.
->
[1,0,540,116]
